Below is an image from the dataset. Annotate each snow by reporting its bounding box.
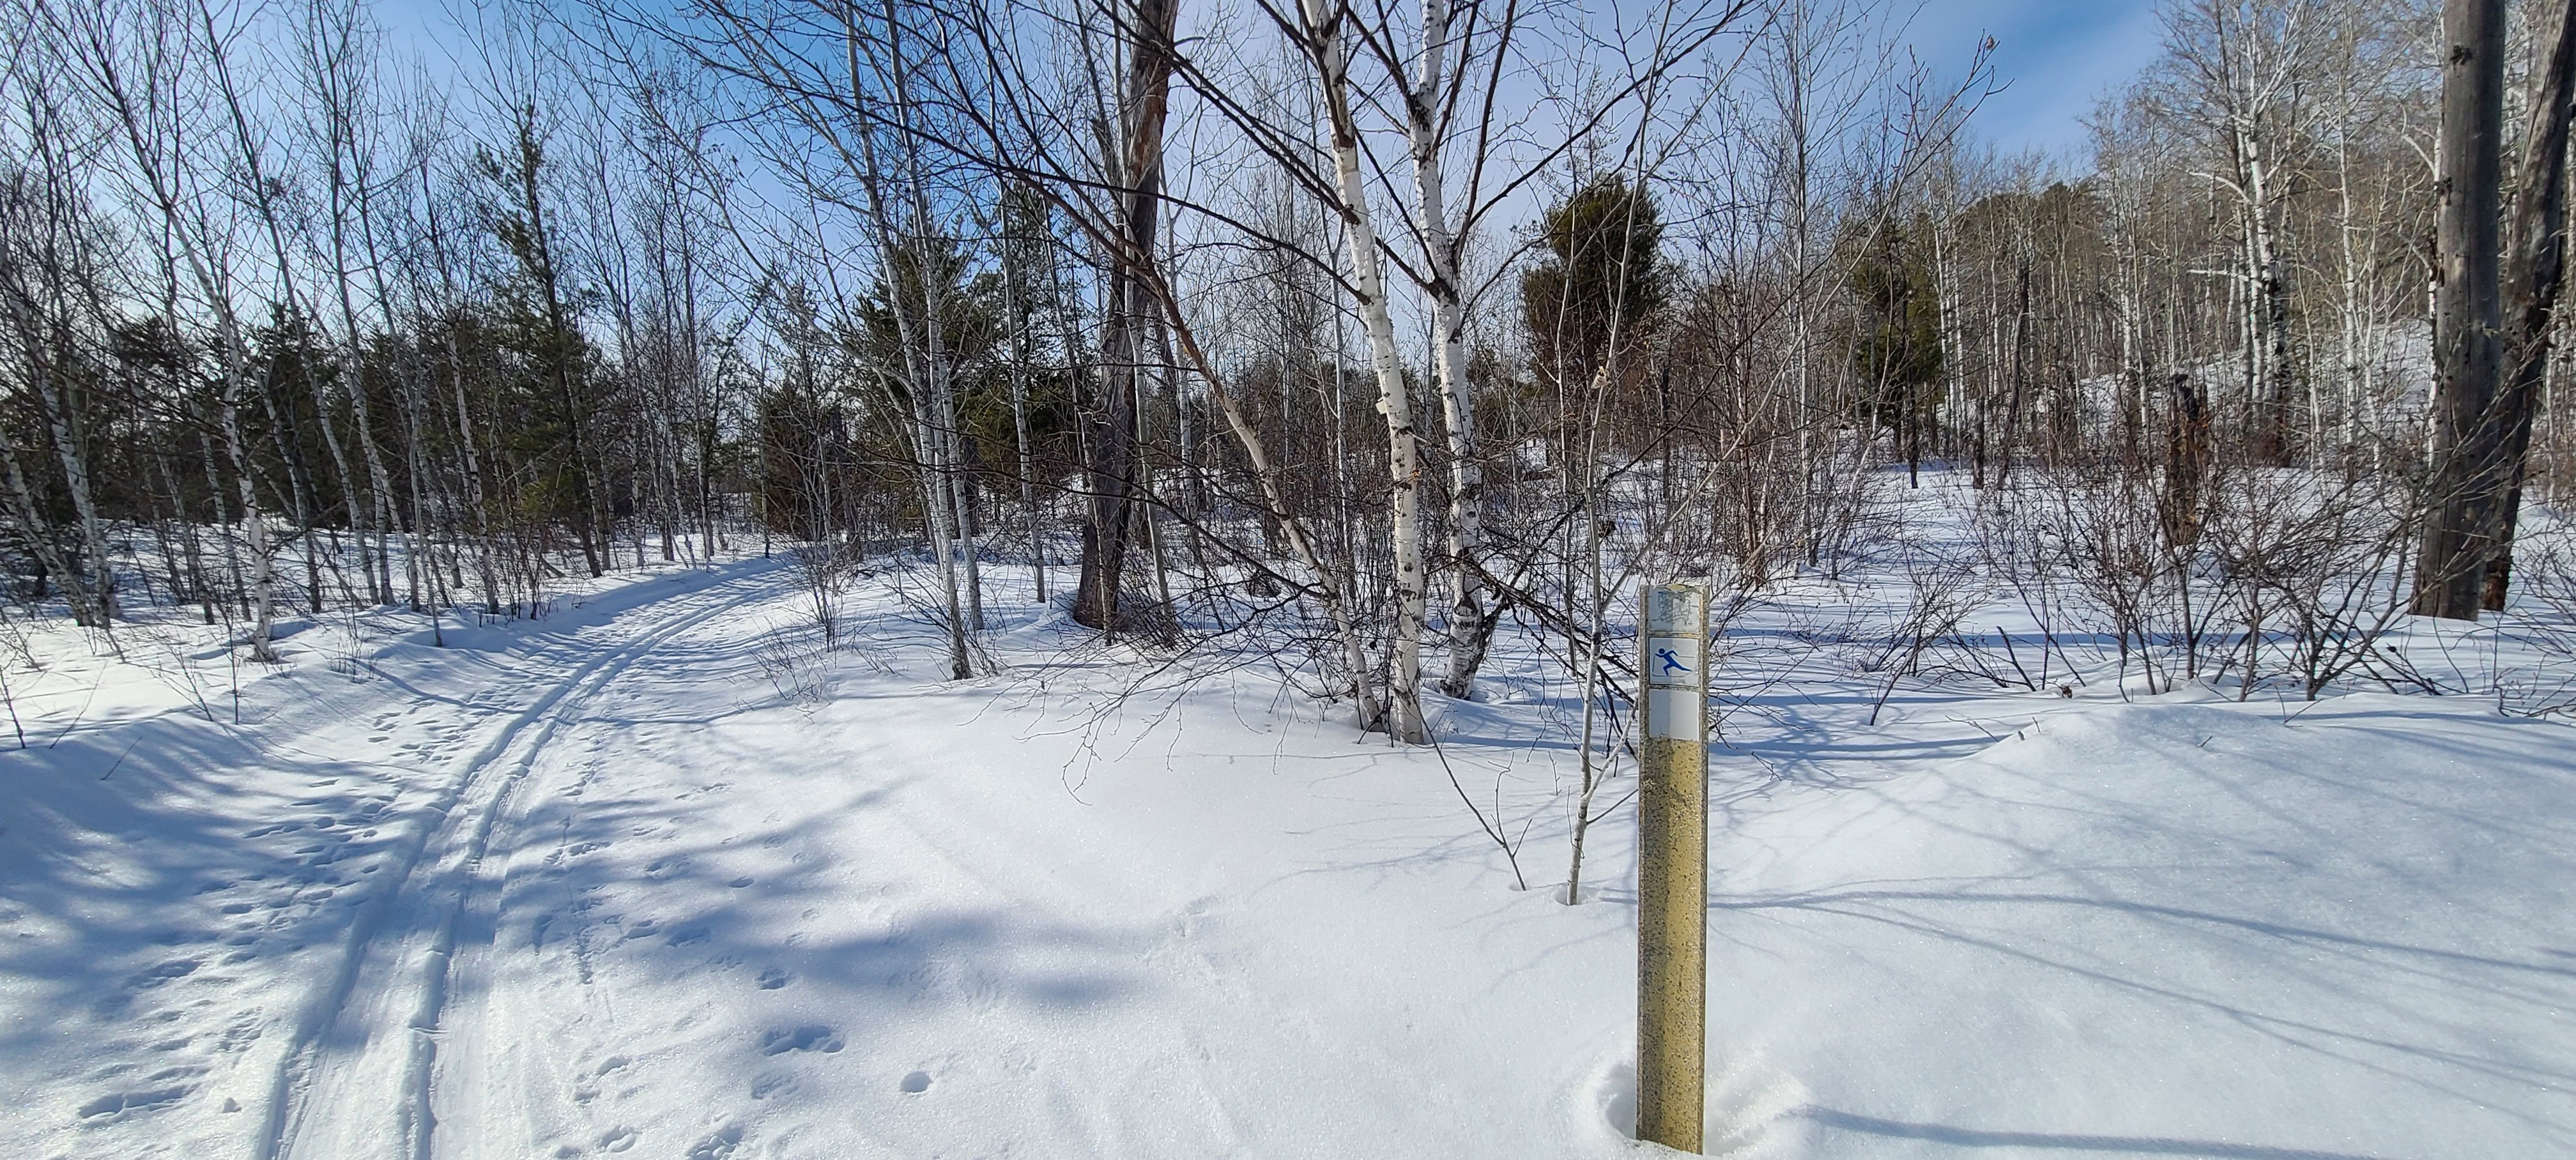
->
[1710,691,2575,1157]
[3,498,2572,1158]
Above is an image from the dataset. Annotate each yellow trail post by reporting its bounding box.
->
[1636,582,1707,1151]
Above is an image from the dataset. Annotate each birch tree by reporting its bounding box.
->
[1291,0,1430,741]
[59,0,280,658]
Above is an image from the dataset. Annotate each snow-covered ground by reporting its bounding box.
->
[3,493,2572,1158]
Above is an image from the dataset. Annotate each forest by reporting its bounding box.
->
[4,0,2575,1155]
[6,0,2570,718]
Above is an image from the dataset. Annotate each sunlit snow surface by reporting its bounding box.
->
[3,487,2570,1158]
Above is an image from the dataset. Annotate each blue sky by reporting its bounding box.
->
[369,0,2166,158]
[1907,0,2168,155]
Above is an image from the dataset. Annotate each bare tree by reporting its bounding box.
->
[2477,0,2576,609]
[2414,0,2510,620]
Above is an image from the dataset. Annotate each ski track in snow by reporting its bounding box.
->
[263,562,778,1160]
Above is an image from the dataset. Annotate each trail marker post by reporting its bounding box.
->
[1636,582,1708,1152]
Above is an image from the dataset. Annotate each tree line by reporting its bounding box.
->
[2,0,2570,747]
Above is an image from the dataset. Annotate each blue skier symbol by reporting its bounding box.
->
[1656,647,1690,676]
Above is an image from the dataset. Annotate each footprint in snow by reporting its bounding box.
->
[686,1126,744,1159]
[758,1025,841,1055]
[77,1087,188,1120]
[900,1071,931,1094]
[756,967,791,990]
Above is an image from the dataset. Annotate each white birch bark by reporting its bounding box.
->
[1405,0,1487,701]
[1302,0,1427,742]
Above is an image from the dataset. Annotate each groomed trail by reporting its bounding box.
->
[264,563,781,1160]
[4,533,2573,1159]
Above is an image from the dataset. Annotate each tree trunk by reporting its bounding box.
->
[1406,0,1487,702]
[1304,0,1428,742]
[2412,0,2510,621]
[1073,0,1179,634]
[1001,195,1046,604]
[1,296,110,625]
[2481,0,2576,611]
[2161,372,2212,549]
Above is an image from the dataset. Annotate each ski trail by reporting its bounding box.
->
[261,563,779,1160]
[428,565,786,1159]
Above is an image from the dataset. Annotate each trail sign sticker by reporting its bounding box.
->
[1646,636,1699,687]
[1644,630,1703,740]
